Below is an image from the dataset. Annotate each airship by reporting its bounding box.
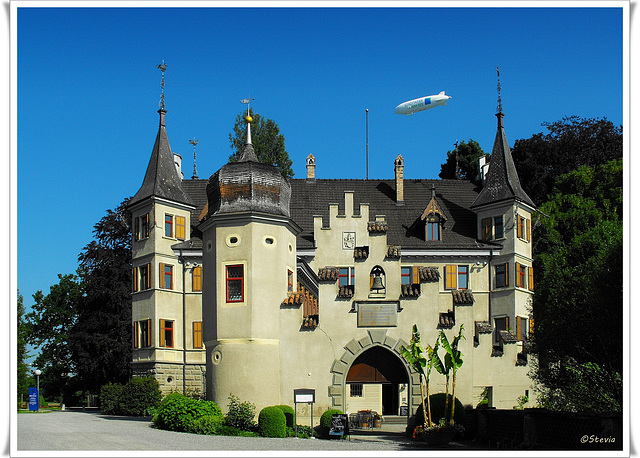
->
[394,91,451,115]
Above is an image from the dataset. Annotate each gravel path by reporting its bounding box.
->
[16,410,437,453]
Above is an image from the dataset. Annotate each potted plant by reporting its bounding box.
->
[373,413,382,428]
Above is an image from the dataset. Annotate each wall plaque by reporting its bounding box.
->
[357,302,398,327]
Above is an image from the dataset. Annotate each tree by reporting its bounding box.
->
[17,290,31,402]
[511,116,622,206]
[69,198,133,393]
[228,109,294,178]
[25,274,83,401]
[530,158,622,413]
[438,139,487,184]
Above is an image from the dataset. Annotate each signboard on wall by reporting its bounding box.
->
[356,302,398,327]
[294,388,315,403]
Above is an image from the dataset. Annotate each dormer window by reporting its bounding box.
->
[425,215,441,241]
[421,185,447,242]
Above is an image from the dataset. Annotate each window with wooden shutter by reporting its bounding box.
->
[192,266,202,292]
[133,321,139,348]
[134,217,140,242]
[132,267,139,292]
[159,319,173,348]
[516,263,526,288]
[143,213,150,238]
[481,218,492,241]
[528,266,534,291]
[139,319,151,347]
[445,265,457,290]
[193,321,202,349]
[176,216,186,240]
[517,316,528,341]
[164,214,173,237]
[160,263,173,290]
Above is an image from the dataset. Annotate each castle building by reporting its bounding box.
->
[128,102,537,423]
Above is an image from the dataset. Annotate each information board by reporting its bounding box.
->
[357,303,397,327]
[28,387,38,411]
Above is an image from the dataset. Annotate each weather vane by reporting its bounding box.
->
[241,95,255,121]
[189,138,198,179]
[157,60,167,109]
[496,65,503,114]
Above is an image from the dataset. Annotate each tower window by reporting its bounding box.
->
[134,213,150,241]
[226,265,244,302]
[159,319,174,348]
[165,214,174,237]
[159,263,173,290]
[495,263,509,288]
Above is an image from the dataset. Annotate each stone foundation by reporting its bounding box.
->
[132,362,206,397]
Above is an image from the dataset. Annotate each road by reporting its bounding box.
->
[16,410,449,453]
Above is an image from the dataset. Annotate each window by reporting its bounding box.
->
[134,213,150,241]
[445,265,468,290]
[193,321,203,349]
[350,383,363,397]
[425,215,441,241]
[287,270,294,292]
[516,263,527,288]
[164,214,174,237]
[159,263,173,289]
[339,267,355,286]
[495,216,504,239]
[139,319,151,347]
[133,264,152,292]
[226,265,244,302]
[401,266,412,285]
[192,266,202,292]
[159,319,174,348]
[495,263,509,288]
[481,218,492,241]
[516,316,528,341]
[517,215,531,242]
[494,316,509,344]
[528,266,534,291]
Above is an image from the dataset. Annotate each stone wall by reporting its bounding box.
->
[132,362,206,397]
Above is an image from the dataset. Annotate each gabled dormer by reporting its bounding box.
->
[420,184,447,241]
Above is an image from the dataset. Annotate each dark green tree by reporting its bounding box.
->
[530,158,622,413]
[17,290,31,402]
[25,274,83,401]
[511,116,622,206]
[439,139,487,184]
[228,109,294,178]
[69,198,133,393]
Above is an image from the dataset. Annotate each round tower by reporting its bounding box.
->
[199,114,300,411]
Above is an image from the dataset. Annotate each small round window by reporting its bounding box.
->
[206,240,213,252]
[226,235,241,247]
[264,236,276,246]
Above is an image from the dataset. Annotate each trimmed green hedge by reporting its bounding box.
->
[99,376,161,416]
[153,392,223,434]
[274,404,295,428]
[258,406,286,438]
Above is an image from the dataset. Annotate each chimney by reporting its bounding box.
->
[306,154,316,180]
[174,153,184,180]
[394,155,404,205]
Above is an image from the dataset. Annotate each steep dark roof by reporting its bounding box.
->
[290,178,489,250]
[471,113,535,209]
[129,110,194,208]
[183,176,491,251]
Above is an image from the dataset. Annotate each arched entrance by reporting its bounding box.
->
[346,346,409,415]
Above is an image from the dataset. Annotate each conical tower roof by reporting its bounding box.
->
[471,112,535,209]
[129,109,194,208]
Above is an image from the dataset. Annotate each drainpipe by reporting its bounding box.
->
[178,249,187,396]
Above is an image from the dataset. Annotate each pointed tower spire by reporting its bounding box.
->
[129,63,194,207]
[189,138,199,179]
[471,68,535,209]
[238,96,258,162]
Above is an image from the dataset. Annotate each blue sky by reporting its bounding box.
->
[14,4,625,320]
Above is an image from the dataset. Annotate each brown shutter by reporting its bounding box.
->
[482,218,492,240]
[176,216,186,240]
[516,317,522,340]
[528,266,534,291]
[505,263,510,287]
[445,265,457,289]
[526,218,531,242]
[147,319,152,347]
[133,321,139,348]
[159,263,165,289]
[159,319,166,347]
[193,321,202,349]
[132,267,138,292]
[134,217,140,242]
[412,266,420,285]
[144,213,150,238]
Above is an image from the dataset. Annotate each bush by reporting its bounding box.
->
[414,393,466,426]
[100,383,124,415]
[274,404,295,428]
[191,415,225,435]
[153,392,223,434]
[287,425,314,438]
[258,406,286,438]
[318,408,343,439]
[99,376,161,416]
[224,394,256,431]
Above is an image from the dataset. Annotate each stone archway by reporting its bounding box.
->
[328,329,421,416]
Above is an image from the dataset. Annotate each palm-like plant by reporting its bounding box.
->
[400,325,431,427]
[440,324,465,425]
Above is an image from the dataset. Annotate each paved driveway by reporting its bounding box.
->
[16,411,445,453]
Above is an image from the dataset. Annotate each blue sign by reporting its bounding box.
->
[424,97,432,105]
[28,387,38,411]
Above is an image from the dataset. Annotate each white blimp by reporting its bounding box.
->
[394,91,451,115]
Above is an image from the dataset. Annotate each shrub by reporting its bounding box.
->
[191,415,225,435]
[119,376,162,416]
[100,383,124,415]
[258,406,286,438]
[414,393,466,426]
[318,408,343,439]
[274,404,295,428]
[99,376,161,416]
[153,392,223,433]
[287,425,314,438]
[224,394,256,431]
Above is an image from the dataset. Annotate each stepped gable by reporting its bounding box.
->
[290,178,489,250]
